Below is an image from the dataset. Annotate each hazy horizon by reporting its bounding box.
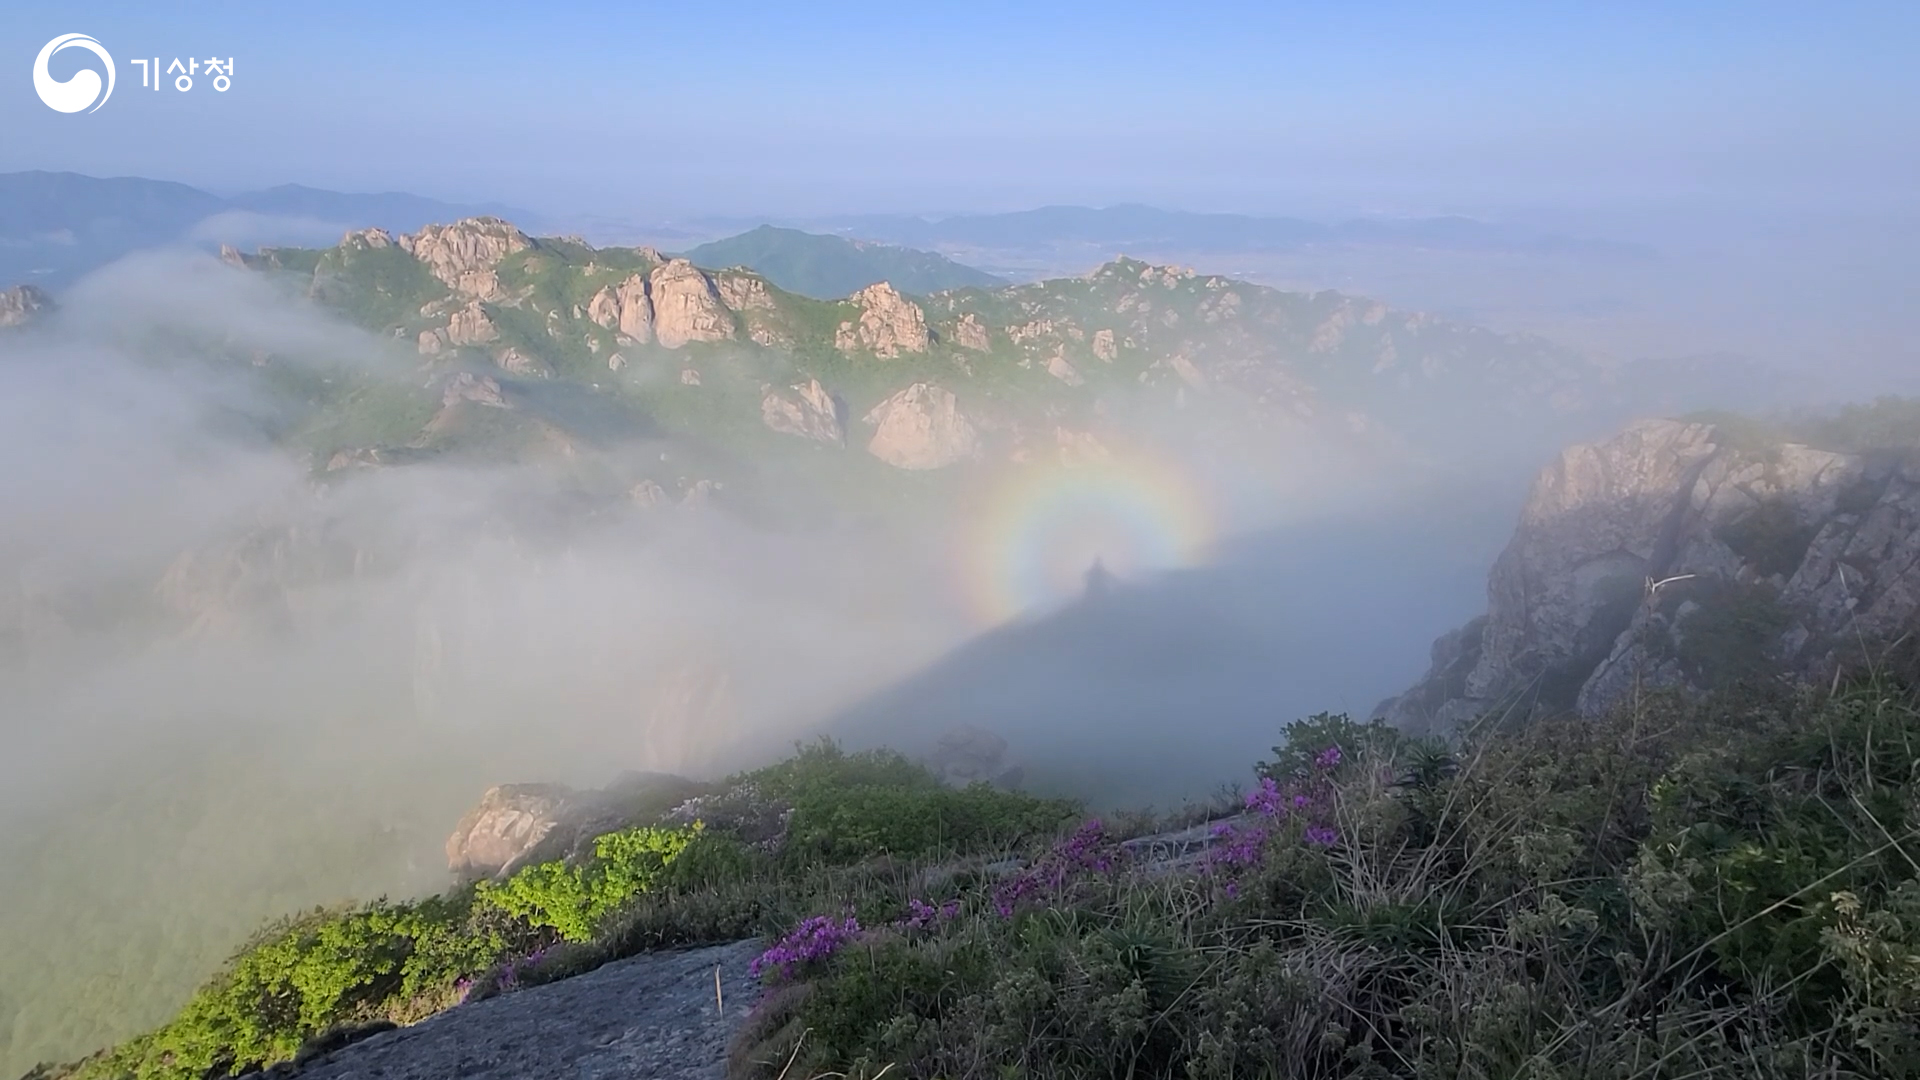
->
[8,2,1917,219]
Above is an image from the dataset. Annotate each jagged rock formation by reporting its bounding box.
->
[225,220,1775,485]
[1047,352,1084,386]
[760,378,847,444]
[649,259,735,348]
[863,383,979,469]
[1378,418,1920,731]
[492,346,549,377]
[834,282,930,357]
[342,227,395,251]
[445,772,703,880]
[714,271,775,311]
[0,283,52,327]
[445,301,499,346]
[441,371,510,409]
[444,784,583,879]
[399,218,531,300]
[586,272,655,343]
[952,311,991,351]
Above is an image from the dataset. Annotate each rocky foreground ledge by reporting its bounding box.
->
[269,940,761,1080]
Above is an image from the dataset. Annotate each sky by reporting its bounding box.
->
[5,0,1917,219]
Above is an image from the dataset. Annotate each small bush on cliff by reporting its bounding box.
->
[475,823,702,942]
[65,892,526,1080]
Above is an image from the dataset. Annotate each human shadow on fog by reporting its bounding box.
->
[817,483,1520,808]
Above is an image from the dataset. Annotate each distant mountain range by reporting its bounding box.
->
[684,224,1004,300]
[2,172,1657,303]
[159,215,1754,494]
[0,171,531,287]
[801,204,1659,261]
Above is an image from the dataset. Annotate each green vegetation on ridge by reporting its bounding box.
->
[36,680,1920,1080]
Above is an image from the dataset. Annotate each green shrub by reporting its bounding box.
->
[475,823,701,943]
[1715,498,1819,578]
[1256,710,1406,781]
[69,894,515,1080]
[783,782,1077,865]
[1674,580,1794,689]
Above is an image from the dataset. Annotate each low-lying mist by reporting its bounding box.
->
[0,249,1525,1070]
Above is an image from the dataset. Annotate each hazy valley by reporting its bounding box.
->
[0,197,1914,1080]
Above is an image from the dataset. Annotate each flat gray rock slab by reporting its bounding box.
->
[290,939,762,1080]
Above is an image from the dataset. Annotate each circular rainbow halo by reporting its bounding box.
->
[959,450,1216,625]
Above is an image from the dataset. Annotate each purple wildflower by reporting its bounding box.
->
[751,915,862,982]
[1246,777,1285,816]
[1204,824,1269,869]
[1304,824,1339,847]
[991,819,1126,918]
[1314,745,1343,771]
[898,897,962,930]
[491,944,551,994]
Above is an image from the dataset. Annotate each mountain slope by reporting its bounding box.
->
[224,215,1682,496]
[684,224,1004,299]
[1379,402,1920,731]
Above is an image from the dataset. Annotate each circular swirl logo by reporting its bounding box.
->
[33,33,116,113]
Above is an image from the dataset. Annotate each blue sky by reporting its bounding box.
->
[5,0,1915,218]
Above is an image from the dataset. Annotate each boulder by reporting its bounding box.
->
[445,783,582,879]
[649,259,734,348]
[445,773,704,880]
[952,312,991,351]
[441,371,510,409]
[399,217,531,298]
[493,346,550,378]
[587,273,655,343]
[834,282,931,357]
[715,271,776,311]
[863,383,979,470]
[761,378,847,444]
[445,301,499,346]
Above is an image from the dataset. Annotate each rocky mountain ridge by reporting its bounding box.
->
[1379,410,1920,731]
[0,283,51,327]
[218,216,1702,488]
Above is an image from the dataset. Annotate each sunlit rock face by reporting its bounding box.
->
[648,259,735,348]
[761,378,848,445]
[834,281,931,357]
[399,217,532,300]
[1381,418,1920,731]
[863,383,979,470]
[0,284,52,327]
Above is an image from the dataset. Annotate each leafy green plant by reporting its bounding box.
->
[475,823,701,943]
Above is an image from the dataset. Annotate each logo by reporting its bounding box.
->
[34,33,115,113]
